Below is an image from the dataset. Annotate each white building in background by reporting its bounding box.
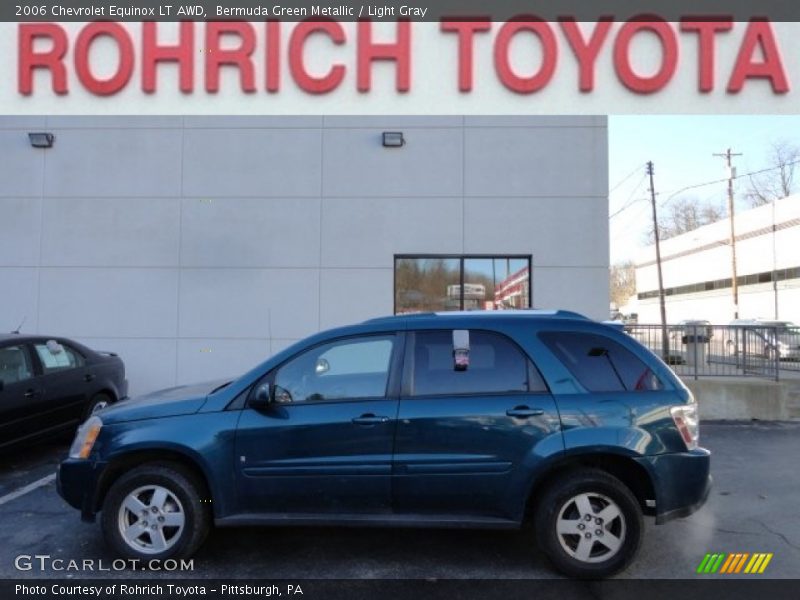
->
[634,195,800,324]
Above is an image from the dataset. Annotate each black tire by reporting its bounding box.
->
[83,393,113,420]
[534,468,642,578]
[101,462,211,561]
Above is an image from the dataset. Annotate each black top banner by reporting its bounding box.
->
[5,0,800,22]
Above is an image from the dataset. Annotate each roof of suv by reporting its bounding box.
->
[365,309,590,326]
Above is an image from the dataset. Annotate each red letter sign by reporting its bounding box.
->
[289,19,346,94]
[614,17,678,94]
[441,19,491,92]
[18,23,68,95]
[680,18,733,93]
[75,22,135,96]
[205,22,257,93]
[357,20,411,92]
[142,22,195,94]
[494,17,557,94]
[560,18,613,92]
[728,19,789,94]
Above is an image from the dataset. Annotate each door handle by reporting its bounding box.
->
[352,414,390,425]
[84,373,96,382]
[506,406,544,418]
[24,389,40,399]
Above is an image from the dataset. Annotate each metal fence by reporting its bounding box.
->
[624,324,800,381]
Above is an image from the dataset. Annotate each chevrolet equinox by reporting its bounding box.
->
[58,310,711,578]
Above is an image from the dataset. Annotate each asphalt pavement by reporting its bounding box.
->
[0,422,798,580]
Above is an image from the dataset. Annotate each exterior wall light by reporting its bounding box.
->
[382,132,405,148]
[28,132,55,148]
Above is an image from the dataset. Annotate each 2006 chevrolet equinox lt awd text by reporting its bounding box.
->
[58,310,711,578]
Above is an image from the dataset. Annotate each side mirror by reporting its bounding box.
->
[315,358,330,375]
[250,383,273,410]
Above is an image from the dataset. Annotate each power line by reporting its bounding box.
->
[609,162,647,194]
[608,173,648,219]
[609,156,800,244]
[657,157,800,208]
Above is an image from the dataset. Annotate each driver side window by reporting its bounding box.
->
[274,336,395,403]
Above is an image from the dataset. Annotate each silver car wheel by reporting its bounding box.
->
[555,492,626,563]
[117,485,185,555]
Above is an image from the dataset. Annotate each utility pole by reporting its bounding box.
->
[772,198,779,319]
[647,161,669,361]
[713,148,743,319]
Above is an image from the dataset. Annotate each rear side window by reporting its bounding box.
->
[409,330,545,396]
[34,341,85,374]
[540,331,663,392]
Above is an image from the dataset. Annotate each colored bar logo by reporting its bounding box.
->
[696,552,773,574]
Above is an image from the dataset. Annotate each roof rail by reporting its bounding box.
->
[365,309,589,323]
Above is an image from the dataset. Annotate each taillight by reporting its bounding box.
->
[670,403,699,450]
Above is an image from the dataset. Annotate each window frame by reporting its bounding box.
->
[248,332,406,407]
[394,254,533,314]
[401,328,550,399]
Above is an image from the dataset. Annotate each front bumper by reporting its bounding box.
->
[635,447,712,524]
[57,458,108,522]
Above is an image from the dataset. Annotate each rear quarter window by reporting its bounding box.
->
[539,331,663,392]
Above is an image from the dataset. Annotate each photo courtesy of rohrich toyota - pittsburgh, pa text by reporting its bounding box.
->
[0,1,799,599]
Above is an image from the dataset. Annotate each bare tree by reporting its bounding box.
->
[610,261,636,308]
[698,202,724,225]
[645,196,724,242]
[746,140,799,207]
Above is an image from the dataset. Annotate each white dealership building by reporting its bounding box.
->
[0,115,609,394]
[634,194,800,325]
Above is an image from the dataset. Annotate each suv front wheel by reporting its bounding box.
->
[101,462,210,561]
[534,468,643,578]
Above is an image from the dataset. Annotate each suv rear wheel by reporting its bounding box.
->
[534,468,642,578]
[101,462,210,561]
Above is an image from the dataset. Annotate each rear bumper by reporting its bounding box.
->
[635,447,712,524]
[57,458,108,522]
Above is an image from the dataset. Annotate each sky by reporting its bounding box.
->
[608,115,800,265]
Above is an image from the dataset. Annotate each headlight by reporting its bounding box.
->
[69,416,103,459]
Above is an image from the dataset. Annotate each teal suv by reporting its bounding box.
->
[59,310,710,578]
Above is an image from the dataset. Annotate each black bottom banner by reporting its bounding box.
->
[3,579,799,600]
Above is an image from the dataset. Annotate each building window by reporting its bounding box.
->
[394,255,531,314]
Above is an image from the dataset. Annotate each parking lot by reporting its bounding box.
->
[0,421,798,580]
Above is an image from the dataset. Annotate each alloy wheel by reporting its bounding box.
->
[555,492,626,563]
[117,485,185,554]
